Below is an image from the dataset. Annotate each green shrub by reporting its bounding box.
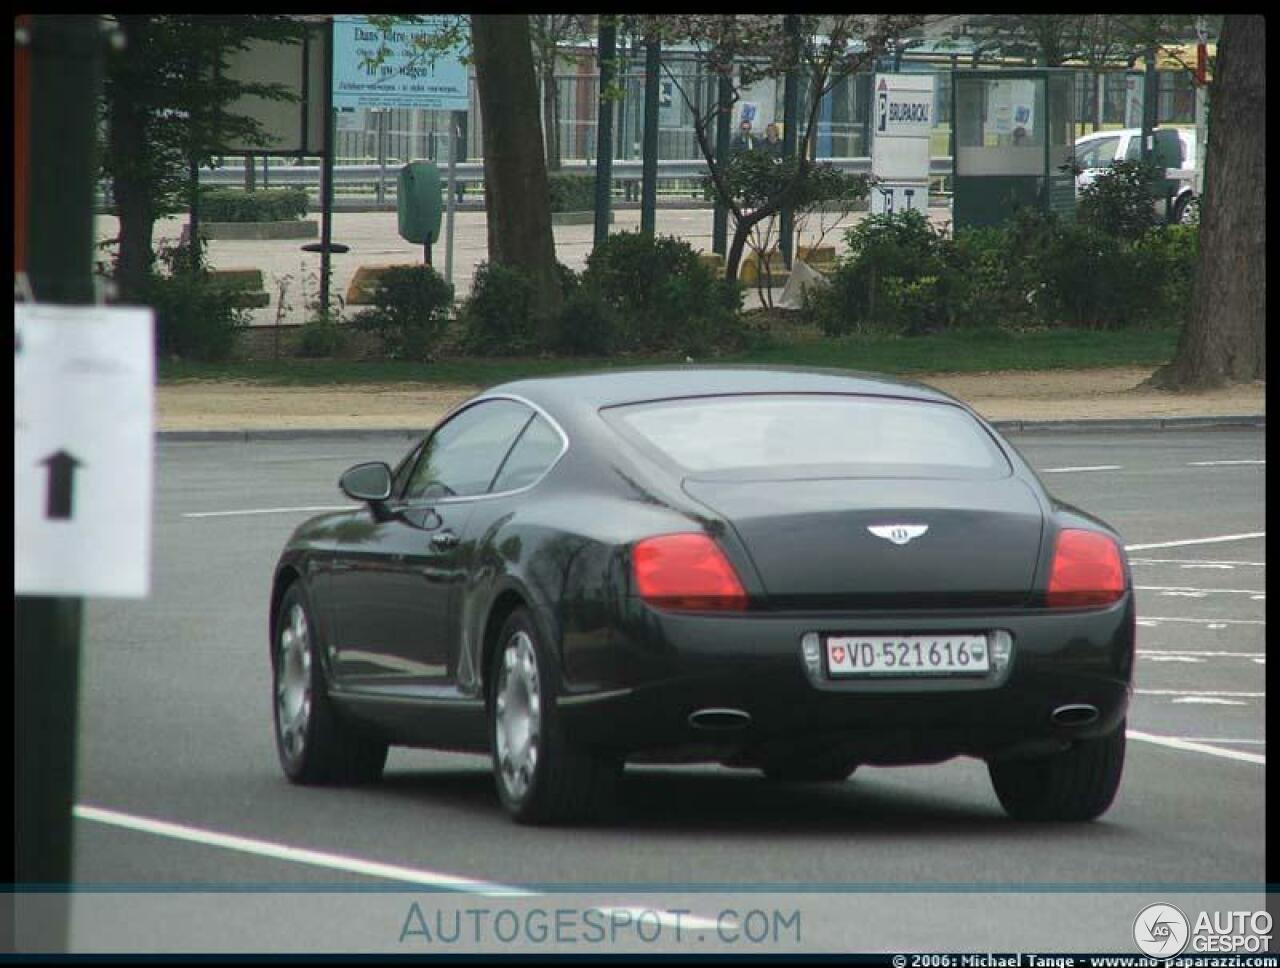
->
[198,187,309,223]
[551,287,618,356]
[1077,160,1163,241]
[580,232,743,354]
[351,265,453,361]
[297,318,349,358]
[547,174,597,213]
[144,244,249,361]
[949,225,1038,329]
[807,211,951,335]
[463,263,540,356]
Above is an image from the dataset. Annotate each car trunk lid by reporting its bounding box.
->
[683,476,1045,610]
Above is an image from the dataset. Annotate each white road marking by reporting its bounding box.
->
[1134,689,1264,698]
[1124,532,1265,551]
[1041,465,1124,474]
[1137,585,1266,596]
[1188,460,1265,466]
[1143,655,1205,663]
[1135,616,1265,626]
[183,505,351,519]
[1172,697,1247,706]
[73,805,533,896]
[1130,559,1265,567]
[1178,738,1266,745]
[1138,650,1265,658]
[1127,730,1266,765]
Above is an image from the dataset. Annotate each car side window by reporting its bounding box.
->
[490,415,564,493]
[1077,137,1119,169]
[403,400,533,502]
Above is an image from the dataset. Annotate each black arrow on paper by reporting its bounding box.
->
[40,450,83,520]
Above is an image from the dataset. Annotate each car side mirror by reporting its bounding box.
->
[339,462,393,504]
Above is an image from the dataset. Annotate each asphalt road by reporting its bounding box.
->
[68,429,1267,950]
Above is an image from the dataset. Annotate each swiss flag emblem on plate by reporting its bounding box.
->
[831,645,846,665]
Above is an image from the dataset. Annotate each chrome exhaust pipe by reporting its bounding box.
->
[1051,704,1100,727]
[688,708,752,730]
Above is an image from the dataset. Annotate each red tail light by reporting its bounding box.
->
[633,533,748,611]
[1047,529,1126,607]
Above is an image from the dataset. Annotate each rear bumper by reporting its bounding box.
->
[557,597,1135,766]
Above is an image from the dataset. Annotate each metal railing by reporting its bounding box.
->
[193,157,955,193]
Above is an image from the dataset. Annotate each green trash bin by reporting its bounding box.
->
[397,162,443,253]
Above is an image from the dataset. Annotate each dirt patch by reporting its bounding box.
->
[156,368,1264,432]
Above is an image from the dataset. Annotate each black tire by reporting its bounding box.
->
[487,607,618,824]
[1173,194,1196,225]
[272,582,388,785]
[761,756,858,784]
[988,720,1126,822]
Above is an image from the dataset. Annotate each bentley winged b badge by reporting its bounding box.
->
[868,524,929,546]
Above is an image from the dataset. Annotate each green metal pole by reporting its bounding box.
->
[640,36,661,237]
[712,72,732,256]
[778,14,801,268]
[319,17,335,316]
[18,14,103,952]
[593,17,617,247]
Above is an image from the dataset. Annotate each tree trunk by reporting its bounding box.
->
[542,61,561,172]
[107,46,156,302]
[1148,15,1265,390]
[471,14,563,320]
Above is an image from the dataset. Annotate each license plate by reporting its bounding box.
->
[825,634,990,677]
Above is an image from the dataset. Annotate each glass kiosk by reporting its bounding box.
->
[952,69,1078,229]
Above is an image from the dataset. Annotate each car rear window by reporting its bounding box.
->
[603,394,1010,479]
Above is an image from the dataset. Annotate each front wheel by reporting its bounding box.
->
[988,721,1126,821]
[488,608,618,824]
[272,582,388,785]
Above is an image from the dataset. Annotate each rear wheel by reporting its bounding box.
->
[489,608,618,824]
[273,582,387,785]
[988,720,1125,821]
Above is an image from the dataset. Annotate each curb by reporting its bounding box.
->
[158,414,1264,443]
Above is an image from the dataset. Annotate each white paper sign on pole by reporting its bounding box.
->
[15,304,155,598]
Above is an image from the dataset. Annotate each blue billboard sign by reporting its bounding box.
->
[332,16,470,111]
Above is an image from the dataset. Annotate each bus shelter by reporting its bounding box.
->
[952,69,1078,229]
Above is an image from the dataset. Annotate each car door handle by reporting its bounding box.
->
[430,529,460,550]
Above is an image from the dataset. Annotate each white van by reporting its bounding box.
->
[1073,127,1198,223]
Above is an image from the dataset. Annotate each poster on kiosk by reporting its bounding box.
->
[870,72,935,217]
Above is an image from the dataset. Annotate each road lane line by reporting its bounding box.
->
[73,805,533,896]
[1130,559,1265,566]
[183,505,351,519]
[1041,465,1124,474]
[1127,730,1266,765]
[1134,689,1264,698]
[1136,585,1265,595]
[1188,460,1265,466]
[1138,650,1264,658]
[1136,616,1265,626]
[1178,738,1266,745]
[1125,532,1265,551]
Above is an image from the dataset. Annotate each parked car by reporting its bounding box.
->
[270,368,1134,825]
[1074,126,1198,223]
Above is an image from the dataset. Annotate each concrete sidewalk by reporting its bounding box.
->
[156,366,1265,438]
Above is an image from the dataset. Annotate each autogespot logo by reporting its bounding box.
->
[1134,902,1191,958]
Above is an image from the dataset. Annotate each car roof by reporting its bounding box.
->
[485,366,963,416]
[1075,127,1193,144]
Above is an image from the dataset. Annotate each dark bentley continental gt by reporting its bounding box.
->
[270,368,1134,824]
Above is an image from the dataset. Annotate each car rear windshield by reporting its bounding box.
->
[603,394,1011,479]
